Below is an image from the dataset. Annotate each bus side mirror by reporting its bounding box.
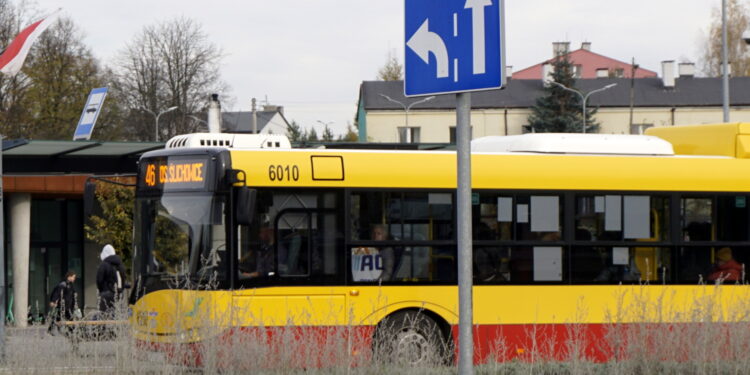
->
[235,187,256,225]
[83,179,96,217]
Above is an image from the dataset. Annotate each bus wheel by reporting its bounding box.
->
[374,311,448,367]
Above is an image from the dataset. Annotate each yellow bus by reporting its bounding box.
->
[130,123,750,367]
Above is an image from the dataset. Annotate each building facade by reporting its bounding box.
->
[357,63,750,143]
[2,140,160,326]
[514,42,657,79]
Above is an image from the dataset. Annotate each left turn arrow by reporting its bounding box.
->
[407,19,449,78]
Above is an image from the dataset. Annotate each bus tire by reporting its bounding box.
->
[373,310,449,367]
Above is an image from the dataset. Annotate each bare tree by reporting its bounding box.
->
[115,17,227,141]
[377,50,403,81]
[22,16,111,139]
[701,0,750,77]
[0,5,114,140]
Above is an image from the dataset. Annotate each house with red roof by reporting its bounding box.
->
[513,42,657,80]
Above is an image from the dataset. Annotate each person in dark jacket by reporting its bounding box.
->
[96,244,128,315]
[48,270,78,334]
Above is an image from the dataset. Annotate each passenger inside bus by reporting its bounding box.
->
[239,222,277,278]
[708,247,743,282]
[372,224,399,281]
[594,248,642,282]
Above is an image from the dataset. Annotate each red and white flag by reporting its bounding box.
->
[0,9,61,76]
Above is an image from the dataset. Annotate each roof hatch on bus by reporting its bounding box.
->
[471,133,674,156]
[165,132,292,150]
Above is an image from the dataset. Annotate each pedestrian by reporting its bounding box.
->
[96,244,128,317]
[48,270,78,335]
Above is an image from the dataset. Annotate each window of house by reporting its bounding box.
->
[398,127,420,143]
[573,65,583,78]
[449,126,474,144]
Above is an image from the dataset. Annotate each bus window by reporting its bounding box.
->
[471,246,566,284]
[517,195,561,241]
[473,246,511,282]
[238,190,341,284]
[678,246,748,284]
[351,245,455,283]
[472,193,561,241]
[681,195,750,242]
[576,195,669,241]
[682,197,712,241]
[350,191,453,242]
[717,196,749,241]
[473,194,513,240]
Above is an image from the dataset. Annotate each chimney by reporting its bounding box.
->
[678,62,695,78]
[542,63,553,86]
[505,65,513,79]
[581,42,592,51]
[207,93,221,133]
[661,61,675,88]
[552,42,570,57]
[251,98,257,134]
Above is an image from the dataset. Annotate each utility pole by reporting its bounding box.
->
[722,0,730,122]
[251,98,257,134]
[629,57,638,130]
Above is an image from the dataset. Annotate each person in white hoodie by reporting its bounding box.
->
[96,244,128,315]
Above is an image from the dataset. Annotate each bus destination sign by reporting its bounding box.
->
[140,156,209,191]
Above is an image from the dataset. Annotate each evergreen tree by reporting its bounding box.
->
[305,127,319,142]
[525,54,599,133]
[286,120,304,142]
[321,125,335,141]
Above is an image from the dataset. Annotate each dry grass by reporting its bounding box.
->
[3,282,750,374]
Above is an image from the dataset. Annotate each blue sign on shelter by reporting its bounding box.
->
[73,87,108,140]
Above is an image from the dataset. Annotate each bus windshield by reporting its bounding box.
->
[134,193,228,286]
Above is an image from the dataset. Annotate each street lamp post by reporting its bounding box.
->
[549,82,617,133]
[380,94,435,143]
[142,106,178,142]
[188,115,209,130]
[379,94,435,128]
[317,120,334,140]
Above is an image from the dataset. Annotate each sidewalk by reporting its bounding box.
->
[5,324,48,338]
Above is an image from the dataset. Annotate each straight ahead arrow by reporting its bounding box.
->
[407,19,449,78]
[465,0,492,75]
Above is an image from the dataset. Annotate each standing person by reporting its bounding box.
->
[48,271,78,335]
[96,244,128,316]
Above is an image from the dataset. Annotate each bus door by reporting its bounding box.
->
[233,201,347,329]
[273,208,347,324]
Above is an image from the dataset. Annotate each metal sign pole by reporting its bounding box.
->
[456,92,473,375]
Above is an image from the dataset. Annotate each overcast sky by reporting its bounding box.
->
[33,0,718,135]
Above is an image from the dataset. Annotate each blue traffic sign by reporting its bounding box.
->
[73,87,108,140]
[405,0,505,96]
